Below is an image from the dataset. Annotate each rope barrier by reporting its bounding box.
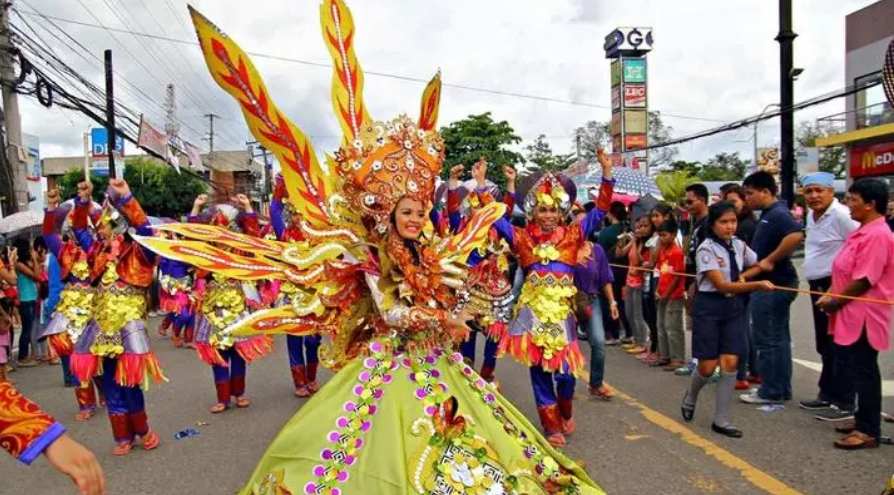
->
[606,262,894,307]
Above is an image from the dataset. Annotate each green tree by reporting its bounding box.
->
[700,151,748,181]
[669,160,702,176]
[655,170,694,205]
[648,111,679,171]
[440,112,523,190]
[57,157,207,218]
[523,134,576,175]
[572,120,610,163]
[796,121,846,178]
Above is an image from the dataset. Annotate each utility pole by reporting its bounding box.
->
[777,0,797,204]
[204,113,218,152]
[1,1,28,214]
[104,49,117,179]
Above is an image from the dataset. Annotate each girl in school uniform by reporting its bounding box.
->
[680,201,774,438]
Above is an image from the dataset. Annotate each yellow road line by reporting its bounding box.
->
[581,371,807,495]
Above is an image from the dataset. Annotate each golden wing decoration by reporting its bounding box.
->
[189,7,333,227]
[418,71,442,131]
[134,236,291,281]
[440,202,507,261]
[320,0,371,145]
[223,305,327,338]
[154,223,285,258]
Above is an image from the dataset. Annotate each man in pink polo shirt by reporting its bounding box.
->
[817,178,894,450]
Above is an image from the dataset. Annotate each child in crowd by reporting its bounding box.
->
[0,305,10,383]
[617,216,655,355]
[654,220,686,370]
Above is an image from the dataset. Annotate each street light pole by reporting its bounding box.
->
[777,0,797,203]
[753,103,780,174]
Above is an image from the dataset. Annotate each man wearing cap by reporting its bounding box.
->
[799,172,859,421]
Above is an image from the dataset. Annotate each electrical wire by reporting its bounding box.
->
[15,9,728,124]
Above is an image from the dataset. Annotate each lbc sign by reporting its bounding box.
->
[91,128,125,158]
[604,27,654,59]
[850,142,894,178]
[624,84,647,108]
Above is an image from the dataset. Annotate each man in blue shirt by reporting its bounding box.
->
[739,172,804,404]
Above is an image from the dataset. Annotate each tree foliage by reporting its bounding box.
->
[440,112,524,190]
[667,152,747,182]
[57,157,207,218]
[796,121,846,178]
[655,170,694,206]
[523,134,576,175]
[572,121,611,164]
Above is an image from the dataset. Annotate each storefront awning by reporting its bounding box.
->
[815,122,894,147]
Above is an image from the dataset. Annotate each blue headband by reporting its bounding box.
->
[801,172,835,189]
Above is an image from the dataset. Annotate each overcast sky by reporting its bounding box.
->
[14,0,881,166]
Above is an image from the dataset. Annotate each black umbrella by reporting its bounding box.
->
[630,194,660,222]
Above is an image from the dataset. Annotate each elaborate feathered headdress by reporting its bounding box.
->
[188,1,444,239]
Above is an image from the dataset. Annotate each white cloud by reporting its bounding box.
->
[13,0,881,167]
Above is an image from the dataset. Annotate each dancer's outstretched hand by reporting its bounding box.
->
[44,434,106,495]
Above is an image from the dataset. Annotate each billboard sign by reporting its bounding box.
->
[611,86,621,110]
[623,59,647,83]
[91,128,125,158]
[624,110,648,134]
[610,112,622,136]
[624,84,647,108]
[625,134,647,149]
[610,60,621,87]
[850,141,894,178]
[604,27,654,58]
[796,148,819,176]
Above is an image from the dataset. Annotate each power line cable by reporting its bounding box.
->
[16,10,728,124]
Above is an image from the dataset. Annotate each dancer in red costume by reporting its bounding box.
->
[69,180,164,456]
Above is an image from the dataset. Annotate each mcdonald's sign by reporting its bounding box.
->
[850,141,894,178]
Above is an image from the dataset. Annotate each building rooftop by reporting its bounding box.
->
[41,150,262,176]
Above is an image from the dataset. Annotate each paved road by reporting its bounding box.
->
[1,289,892,495]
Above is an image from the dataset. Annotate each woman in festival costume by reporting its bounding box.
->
[134,4,605,493]
[188,193,273,413]
[156,240,196,349]
[38,188,103,422]
[488,154,613,448]
[270,174,323,398]
[69,180,163,456]
[447,160,516,385]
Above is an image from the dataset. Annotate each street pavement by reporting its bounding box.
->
[1,282,892,495]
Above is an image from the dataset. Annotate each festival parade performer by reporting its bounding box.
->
[270,174,322,398]
[447,160,516,386]
[133,3,606,493]
[38,188,103,422]
[188,193,273,413]
[493,153,614,448]
[157,246,196,349]
[69,180,163,456]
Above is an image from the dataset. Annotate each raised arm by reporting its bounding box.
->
[70,182,96,253]
[579,148,615,239]
[188,193,209,224]
[270,174,287,240]
[42,190,70,258]
[233,194,260,237]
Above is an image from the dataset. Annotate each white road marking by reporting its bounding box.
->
[793,358,894,397]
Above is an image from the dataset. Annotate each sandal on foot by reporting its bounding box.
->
[210,402,228,413]
[834,431,878,450]
[234,397,251,409]
[546,432,566,448]
[141,430,160,451]
[74,410,95,422]
[294,387,310,398]
[113,441,134,456]
[561,418,576,435]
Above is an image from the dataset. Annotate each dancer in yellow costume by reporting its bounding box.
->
[135,2,605,494]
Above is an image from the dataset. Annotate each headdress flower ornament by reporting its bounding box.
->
[89,201,128,237]
[519,172,577,217]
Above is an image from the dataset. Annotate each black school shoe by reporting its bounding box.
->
[681,393,695,422]
[798,398,830,410]
[711,423,743,438]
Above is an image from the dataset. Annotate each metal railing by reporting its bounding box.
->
[817,102,894,133]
